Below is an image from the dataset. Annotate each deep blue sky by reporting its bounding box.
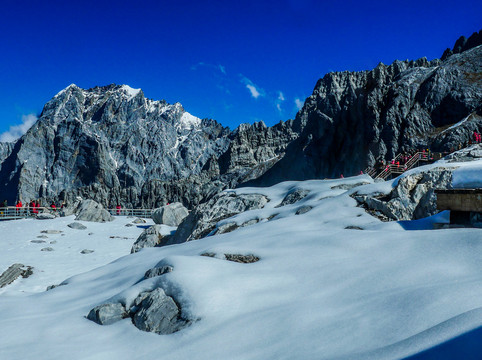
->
[0,0,480,139]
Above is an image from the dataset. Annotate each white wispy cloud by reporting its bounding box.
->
[191,62,227,76]
[240,75,265,99]
[275,91,286,113]
[295,98,304,110]
[246,84,261,98]
[0,114,37,143]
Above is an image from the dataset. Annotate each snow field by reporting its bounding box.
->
[0,157,481,359]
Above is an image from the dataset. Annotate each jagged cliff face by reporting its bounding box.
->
[245,43,481,186]
[0,34,480,205]
[0,85,296,207]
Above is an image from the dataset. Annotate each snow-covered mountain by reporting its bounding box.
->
[0,84,296,208]
[0,147,481,359]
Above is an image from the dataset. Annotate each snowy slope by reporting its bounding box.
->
[0,160,481,360]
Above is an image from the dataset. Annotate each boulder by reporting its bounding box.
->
[132,288,190,335]
[68,222,87,230]
[36,213,56,220]
[169,192,268,245]
[75,199,114,223]
[151,202,189,226]
[144,265,174,279]
[0,264,33,288]
[296,205,313,215]
[275,189,309,207]
[41,230,62,234]
[87,303,128,325]
[354,167,453,221]
[131,225,165,253]
[132,218,147,224]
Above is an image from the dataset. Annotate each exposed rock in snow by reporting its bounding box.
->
[131,225,165,253]
[68,222,87,230]
[201,253,260,263]
[295,205,313,215]
[144,265,173,279]
[41,247,54,252]
[41,230,62,234]
[275,188,309,207]
[151,202,189,226]
[354,145,482,221]
[354,167,453,221]
[80,249,94,254]
[169,192,269,245]
[132,288,191,335]
[75,200,113,223]
[37,213,56,220]
[0,264,33,288]
[132,218,146,224]
[87,303,128,325]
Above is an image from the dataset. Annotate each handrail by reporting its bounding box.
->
[371,150,444,180]
[0,206,155,221]
[106,208,153,217]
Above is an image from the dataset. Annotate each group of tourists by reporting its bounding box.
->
[6,200,65,216]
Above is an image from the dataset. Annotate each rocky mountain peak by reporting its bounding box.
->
[441,29,482,60]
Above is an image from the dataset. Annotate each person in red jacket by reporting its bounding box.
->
[16,200,22,215]
[50,202,57,212]
[116,204,121,215]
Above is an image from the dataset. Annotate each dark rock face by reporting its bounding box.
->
[244,44,482,186]
[0,143,14,164]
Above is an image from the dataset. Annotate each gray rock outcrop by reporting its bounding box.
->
[132,288,190,335]
[354,145,482,221]
[0,264,33,288]
[276,189,310,207]
[169,191,268,245]
[131,225,165,253]
[87,303,128,325]
[151,202,189,226]
[68,222,87,230]
[75,200,113,222]
[36,213,56,220]
[354,168,453,221]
